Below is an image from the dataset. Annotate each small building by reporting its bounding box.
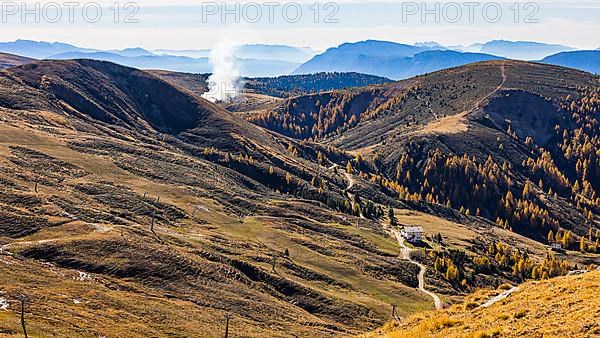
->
[401,226,423,243]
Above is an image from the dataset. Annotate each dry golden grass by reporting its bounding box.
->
[361,271,600,338]
[2,60,598,337]
[0,251,274,338]
[393,208,593,266]
[0,122,435,336]
[416,111,470,135]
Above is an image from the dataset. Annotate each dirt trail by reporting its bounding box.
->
[392,230,443,310]
[478,286,519,309]
[331,160,442,310]
[329,163,365,219]
[343,172,366,219]
[344,172,356,190]
[333,162,441,310]
[0,238,61,255]
[417,63,507,135]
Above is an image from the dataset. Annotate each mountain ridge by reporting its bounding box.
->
[479,40,575,60]
[0,52,34,69]
[293,43,503,79]
[542,50,600,74]
[250,60,600,245]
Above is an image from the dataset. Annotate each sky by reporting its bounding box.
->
[0,0,599,50]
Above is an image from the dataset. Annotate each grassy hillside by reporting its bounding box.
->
[251,60,600,252]
[0,52,34,69]
[147,70,209,97]
[363,271,600,338]
[0,59,437,336]
[0,59,597,337]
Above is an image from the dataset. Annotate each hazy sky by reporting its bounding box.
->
[1,0,599,50]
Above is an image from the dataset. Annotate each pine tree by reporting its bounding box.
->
[531,266,540,279]
[355,153,363,164]
[352,203,361,216]
[547,230,554,244]
[555,231,563,244]
[445,264,459,281]
[580,237,587,252]
[563,231,572,248]
[523,180,532,198]
[388,206,396,226]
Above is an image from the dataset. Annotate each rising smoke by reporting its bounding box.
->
[202,40,243,103]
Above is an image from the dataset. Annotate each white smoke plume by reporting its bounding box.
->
[202,40,243,103]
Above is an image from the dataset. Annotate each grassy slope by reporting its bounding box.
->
[0,60,438,336]
[0,52,34,69]
[0,59,598,336]
[362,271,600,338]
[0,114,440,336]
[0,120,593,338]
[259,60,600,246]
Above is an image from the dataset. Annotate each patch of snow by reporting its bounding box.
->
[75,271,93,281]
[73,299,81,304]
[0,257,14,265]
[61,211,79,220]
[192,205,210,212]
[567,270,588,276]
[93,223,114,233]
[0,296,9,310]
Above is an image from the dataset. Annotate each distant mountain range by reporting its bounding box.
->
[476,40,575,60]
[48,52,210,73]
[0,39,159,59]
[293,40,502,79]
[291,40,596,79]
[0,39,599,78]
[541,50,600,74]
[47,51,300,76]
[236,44,315,63]
[153,44,315,64]
[0,40,313,77]
[0,39,95,59]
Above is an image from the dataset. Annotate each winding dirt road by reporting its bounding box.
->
[392,230,443,310]
[334,164,443,310]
